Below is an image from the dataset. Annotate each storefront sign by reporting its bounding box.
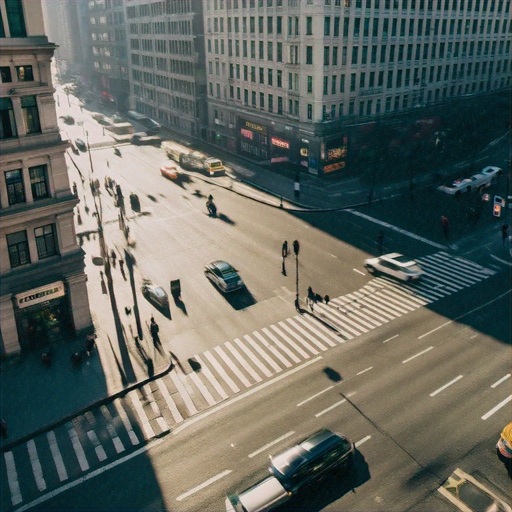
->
[300,147,308,157]
[323,161,346,174]
[240,128,253,139]
[16,281,65,309]
[271,137,290,149]
[245,121,267,134]
[327,147,347,161]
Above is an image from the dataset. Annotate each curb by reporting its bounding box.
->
[0,360,174,454]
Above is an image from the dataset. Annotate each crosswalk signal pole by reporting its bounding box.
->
[293,240,300,311]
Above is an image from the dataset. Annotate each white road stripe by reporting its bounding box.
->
[481,395,512,420]
[170,369,199,414]
[349,291,396,320]
[204,350,241,393]
[421,255,482,284]
[4,451,22,506]
[355,435,371,447]
[418,320,453,339]
[234,338,273,377]
[215,345,253,387]
[188,370,218,406]
[47,431,68,482]
[315,399,347,417]
[262,327,301,363]
[253,330,292,368]
[419,273,461,293]
[363,293,408,316]
[194,354,229,400]
[248,431,296,458]
[376,282,430,306]
[315,303,365,336]
[334,294,388,324]
[66,423,89,472]
[402,346,434,364]
[270,324,310,359]
[297,386,334,407]
[353,268,365,275]
[325,301,376,330]
[382,334,399,343]
[420,261,474,288]
[356,367,373,376]
[100,405,125,454]
[292,316,339,347]
[225,341,263,383]
[439,252,496,274]
[27,440,46,492]
[87,430,107,462]
[142,385,170,434]
[244,334,282,373]
[429,375,464,397]
[128,391,155,439]
[375,289,417,312]
[491,374,511,388]
[306,315,350,343]
[156,378,184,422]
[277,321,318,355]
[356,293,403,319]
[333,296,383,326]
[113,398,140,445]
[176,470,232,501]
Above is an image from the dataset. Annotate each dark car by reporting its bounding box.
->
[269,429,354,493]
[75,138,87,151]
[60,115,75,125]
[205,260,244,293]
[131,132,162,146]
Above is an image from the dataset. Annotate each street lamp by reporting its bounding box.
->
[86,130,94,174]
[293,240,300,311]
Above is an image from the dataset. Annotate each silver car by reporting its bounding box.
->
[205,260,244,293]
[364,253,423,282]
[141,284,169,307]
[225,477,291,512]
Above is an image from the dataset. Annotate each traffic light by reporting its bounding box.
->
[493,196,504,217]
[293,240,300,256]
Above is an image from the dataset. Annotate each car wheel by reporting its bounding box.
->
[366,265,375,274]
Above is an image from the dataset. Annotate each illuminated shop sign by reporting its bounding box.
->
[323,161,346,173]
[16,281,65,309]
[300,148,308,157]
[245,121,267,133]
[327,147,347,161]
[241,129,253,139]
[271,137,290,149]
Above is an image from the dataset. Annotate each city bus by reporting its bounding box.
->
[127,111,161,134]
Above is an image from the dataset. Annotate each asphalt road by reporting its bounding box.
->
[24,271,510,512]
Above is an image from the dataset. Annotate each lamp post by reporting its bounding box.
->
[86,130,94,174]
[293,240,300,311]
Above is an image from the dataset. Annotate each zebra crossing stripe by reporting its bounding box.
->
[357,292,403,319]
[334,295,388,324]
[188,370,219,405]
[334,297,384,326]
[47,431,68,482]
[225,341,263,383]
[4,451,22,506]
[376,281,430,306]
[234,338,273,377]
[270,324,310,359]
[277,321,319,355]
[113,398,140,446]
[169,371,199,415]
[27,440,46,491]
[100,406,125,454]
[420,259,476,287]
[66,423,89,472]
[366,292,409,315]
[243,334,282,373]
[128,391,155,440]
[306,314,346,343]
[203,350,241,393]
[376,288,422,310]
[439,252,496,274]
[314,303,364,336]
[262,327,301,363]
[86,430,107,462]
[215,346,253,387]
[423,256,482,283]
[193,354,229,400]
[156,378,184,422]
[290,317,335,348]
[253,330,292,368]
[142,385,170,434]
[345,290,395,320]
[373,291,414,313]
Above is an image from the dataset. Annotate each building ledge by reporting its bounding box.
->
[0,194,78,222]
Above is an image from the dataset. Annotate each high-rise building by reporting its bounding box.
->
[0,0,92,357]
[125,0,209,138]
[204,0,511,177]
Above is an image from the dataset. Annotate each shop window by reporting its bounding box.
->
[1,66,13,83]
[7,230,30,268]
[5,169,26,205]
[1,97,17,139]
[29,165,50,200]
[35,224,57,259]
[21,96,41,134]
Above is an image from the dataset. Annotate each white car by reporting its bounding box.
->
[225,477,291,512]
[479,165,503,181]
[438,166,502,196]
[364,253,423,282]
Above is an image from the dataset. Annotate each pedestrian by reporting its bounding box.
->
[150,316,160,343]
[314,293,323,304]
[282,240,289,258]
[119,259,124,272]
[502,224,509,246]
[324,295,330,305]
[72,181,78,197]
[441,215,449,239]
[94,178,100,192]
[86,334,96,355]
[307,286,315,308]
[110,249,117,267]
[376,231,384,255]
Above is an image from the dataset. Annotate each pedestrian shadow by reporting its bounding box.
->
[170,351,186,374]
[172,293,188,316]
[101,279,108,295]
[192,189,205,198]
[217,213,235,225]
[146,194,158,202]
[188,357,201,372]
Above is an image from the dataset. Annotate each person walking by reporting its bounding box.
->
[441,215,449,239]
[307,286,315,309]
[72,182,78,197]
[110,249,117,268]
[150,316,160,344]
[324,295,330,305]
[502,224,509,246]
[282,240,289,258]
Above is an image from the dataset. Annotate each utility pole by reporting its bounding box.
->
[293,240,300,311]
[86,130,94,174]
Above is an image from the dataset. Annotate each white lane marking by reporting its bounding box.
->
[306,315,347,343]
[402,346,434,364]
[113,398,140,445]
[346,210,447,248]
[481,395,512,420]
[262,327,301,363]
[315,399,347,418]
[353,268,365,275]
[156,378,184,423]
[293,316,340,346]
[173,357,323,436]
[248,431,296,459]
[356,367,373,376]
[234,338,272,378]
[243,334,282,373]
[66,423,89,472]
[429,375,464,397]
[491,374,511,388]
[101,405,125,454]
[215,345,253,387]
[204,350,241,393]
[315,303,364,336]
[87,430,107,462]
[176,470,232,501]
[5,451,23,506]
[270,324,310,359]
[355,435,371,447]
[27,440,47,491]
[170,369,199,415]
[334,296,382,327]
[14,440,163,512]
[297,386,335,407]
[278,321,318,355]
[418,320,453,339]
[253,330,292,368]
[47,431,68,482]
[323,300,376,330]
[225,341,263,383]
[382,334,399,343]
[188,370,218,406]
[128,391,155,439]
[194,353,229,400]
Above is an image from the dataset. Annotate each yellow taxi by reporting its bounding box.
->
[160,160,180,180]
[497,421,512,459]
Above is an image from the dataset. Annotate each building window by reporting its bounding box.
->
[306,46,313,64]
[277,70,282,87]
[324,47,330,66]
[307,103,312,120]
[5,0,27,37]
[1,66,13,83]
[268,69,273,86]
[324,16,330,36]
[0,97,17,139]
[252,91,256,106]
[260,92,264,108]
[268,94,273,112]
[16,65,34,82]
[21,96,41,134]
[35,224,57,259]
[7,230,30,268]
[5,169,26,205]
[277,96,283,115]
[29,165,50,200]
[323,76,328,94]
[307,75,313,93]
[276,16,282,34]
[306,16,313,35]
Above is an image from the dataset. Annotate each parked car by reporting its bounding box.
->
[141,283,169,307]
[75,138,87,151]
[225,477,291,512]
[131,132,162,146]
[205,260,244,293]
[268,429,355,493]
[160,160,181,180]
[364,253,423,282]
[112,114,124,123]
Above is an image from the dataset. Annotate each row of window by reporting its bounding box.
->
[131,54,195,77]
[6,225,57,269]
[4,166,50,206]
[126,0,192,19]
[129,20,192,36]
[129,38,193,56]
[0,96,41,140]
[0,65,34,84]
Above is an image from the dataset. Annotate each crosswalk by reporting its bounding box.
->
[1,251,496,509]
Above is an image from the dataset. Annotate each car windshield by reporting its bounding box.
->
[271,446,308,477]
[458,482,498,511]
[393,255,415,264]
[216,262,236,276]
[154,287,166,298]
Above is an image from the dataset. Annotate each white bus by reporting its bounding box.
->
[127,111,161,134]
